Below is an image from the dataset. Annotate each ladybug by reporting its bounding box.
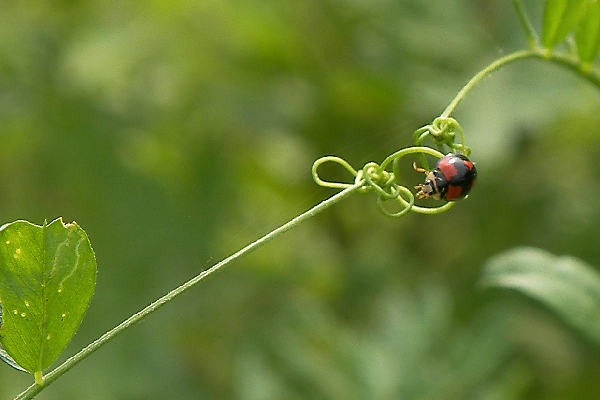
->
[413,153,477,201]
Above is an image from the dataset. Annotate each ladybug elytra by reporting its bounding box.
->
[414,153,477,201]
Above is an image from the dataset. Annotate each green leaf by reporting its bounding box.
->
[481,247,600,346]
[0,218,96,374]
[576,0,600,63]
[0,306,26,372]
[542,0,588,49]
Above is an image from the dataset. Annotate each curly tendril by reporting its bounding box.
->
[312,146,454,217]
[312,116,474,218]
[414,117,470,156]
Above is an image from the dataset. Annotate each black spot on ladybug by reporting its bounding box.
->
[414,153,477,201]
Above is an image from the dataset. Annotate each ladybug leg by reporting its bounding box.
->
[413,163,429,199]
[413,163,437,199]
[414,182,428,199]
[412,162,428,174]
[415,187,427,199]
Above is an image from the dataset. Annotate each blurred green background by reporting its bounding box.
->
[2,0,600,399]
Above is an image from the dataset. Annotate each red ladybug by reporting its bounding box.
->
[414,153,477,201]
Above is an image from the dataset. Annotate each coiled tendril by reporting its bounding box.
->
[312,147,454,217]
[413,117,470,167]
[312,119,471,217]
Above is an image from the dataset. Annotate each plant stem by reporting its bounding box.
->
[512,0,538,48]
[13,184,361,400]
[440,48,600,119]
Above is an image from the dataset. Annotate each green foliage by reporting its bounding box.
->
[576,0,600,63]
[0,219,96,378]
[542,0,588,49]
[237,290,522,400]
[481,247,600,346]
[539,0,600,63]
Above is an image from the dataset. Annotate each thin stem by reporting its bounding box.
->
[13,184,361,400]
[440,48,600,119]
[440,50,536,118]
[512,0,538,48]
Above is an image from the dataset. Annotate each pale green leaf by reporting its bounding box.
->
[576,0,600,63]
[0,218,97,374]
[0,306,26,372]
[542,0,588,48]
[481,247,600,346]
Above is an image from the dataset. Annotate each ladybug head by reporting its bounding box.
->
[415,170,447,200]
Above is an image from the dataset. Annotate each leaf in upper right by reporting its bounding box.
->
[542,0,588,49]
[575,0,600,63]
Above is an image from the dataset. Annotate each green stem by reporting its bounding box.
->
[512,0,538,48]
[440,48,600,119]
[13,184,361,400]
